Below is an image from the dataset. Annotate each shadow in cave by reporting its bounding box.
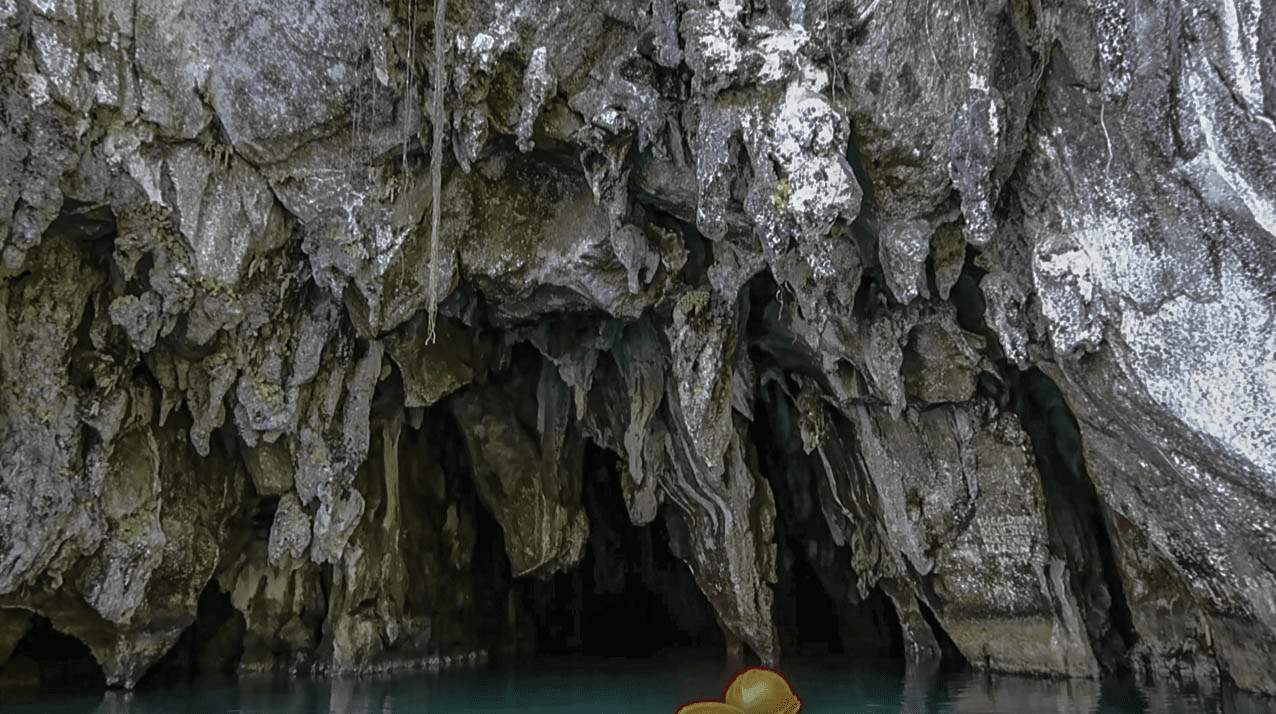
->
[135,582,245,688]
[1009,367,1136,673]
[915,594,968,669]
[778,544,847,658]
[0,614,105,694]
[750,374,906,666]
[429,401,525,659]
[508,443,723,659]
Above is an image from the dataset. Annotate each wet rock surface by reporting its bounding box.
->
[2,0,1275,697]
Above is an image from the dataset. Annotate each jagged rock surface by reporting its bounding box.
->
[1,0,1275,696]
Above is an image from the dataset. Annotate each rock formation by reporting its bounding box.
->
[2,0,1275,696]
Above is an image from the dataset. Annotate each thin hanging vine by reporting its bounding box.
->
[426,0,447,344]
[403,0,415,171]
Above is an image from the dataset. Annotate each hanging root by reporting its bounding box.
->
[403,0,415,171]
[924,0,940,68]
[426,0,447,344]
[825,0,837,104]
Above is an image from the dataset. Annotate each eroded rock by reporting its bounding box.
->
[3,0,1276,696]
[450,354,590,578]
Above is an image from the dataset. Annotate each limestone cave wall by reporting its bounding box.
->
[2,0,1276,696]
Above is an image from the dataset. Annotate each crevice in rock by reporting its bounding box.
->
[744,272,822,384]
[949,240,1137,674]
[249,495,280,542]
[317,563,335,656]
[48,199,118,259]
[915,595,969,670]
[467,474,521,655]
[0,614,105,693]
[950,247,989,336]
[1008,367,1137,674]
[853,268,896,317]
[845,120,881,282]
[679,218,713,287]
[67,288,100,392]
[370,357,407,422]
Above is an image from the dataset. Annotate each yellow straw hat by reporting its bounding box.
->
[676,702,747,714]
[723,667,802,714]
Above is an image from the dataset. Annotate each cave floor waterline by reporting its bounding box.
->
[3,650,1274,714]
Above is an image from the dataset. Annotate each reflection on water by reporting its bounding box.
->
[4,653,1275,714]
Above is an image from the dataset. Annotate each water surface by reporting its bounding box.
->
[4,652,1274,714]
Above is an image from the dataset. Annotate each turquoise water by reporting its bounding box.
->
[3,653,1275,714]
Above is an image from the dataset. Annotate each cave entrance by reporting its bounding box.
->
[779,544,845,657]
[1,613,105,693]
[431,402,525,659]
[510,443,723,659]
[752,373,906,663]
[771,518,905,663]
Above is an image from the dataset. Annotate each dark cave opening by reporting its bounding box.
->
[466,467,525,658]
[751,371,907,664]
[778,543,846,657]
[915,593,969,669]
[430,402,523,659]
[509,443,723,659]
[136,582,245,688]
[1,614,105,693]
[950,248,989,336]
[859,587,905,661]
[1010,367,1136,673]
[769,505,908,665]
